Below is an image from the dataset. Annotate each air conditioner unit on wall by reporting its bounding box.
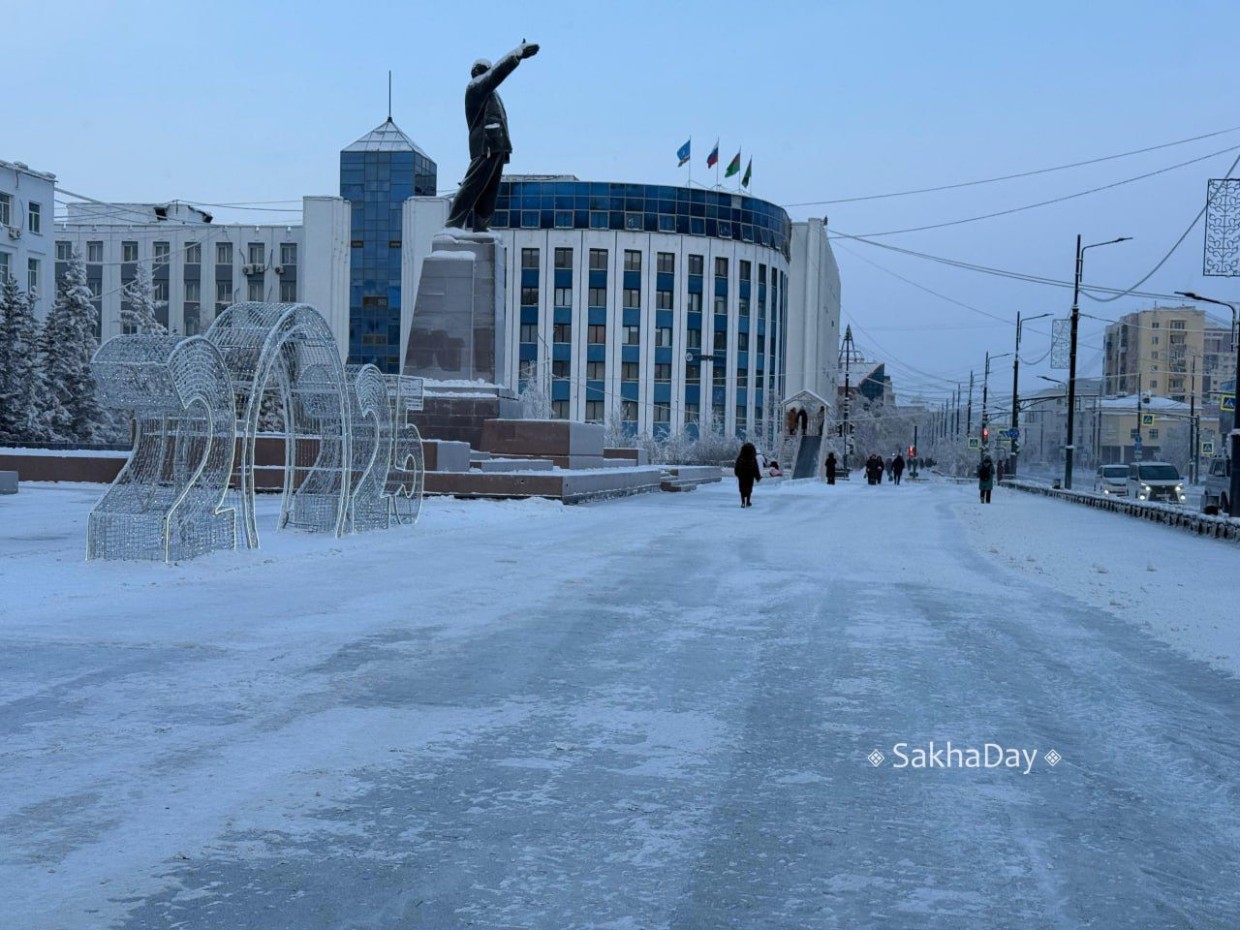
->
[6,226,20,240]
[274,265,284,275]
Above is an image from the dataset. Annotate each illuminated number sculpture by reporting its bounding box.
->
[87,335,237,562]
[88,303,425,561]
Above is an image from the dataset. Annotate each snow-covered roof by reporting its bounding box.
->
[783,389,832,409]
[342,118,431,158]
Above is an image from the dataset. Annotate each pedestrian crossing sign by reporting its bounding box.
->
[1141,413,1155,426]
[967,437,980,449]
[1202,440,1215,456]
[1222,394,1236,413]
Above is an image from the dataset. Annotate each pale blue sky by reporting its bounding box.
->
[10,0,1238,399]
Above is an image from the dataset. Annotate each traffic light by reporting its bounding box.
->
[981,425,990,443]
[908,445,915,458]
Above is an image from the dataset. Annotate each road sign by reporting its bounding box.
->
[1131,428,1140,439]
[1141,413,1155,426]
[967,436,980,450]
[1202,440,1215,456]
[1133,436,1143,449]
[1222,394,1236,413]
[1006,428,1020,440]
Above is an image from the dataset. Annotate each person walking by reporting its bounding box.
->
[825,451,837,485]
[734,442,762,507]
[892,453,905,485]
[977,455,995,503]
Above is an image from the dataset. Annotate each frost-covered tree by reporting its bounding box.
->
[121,262,167,335]
[41,256,103,442]
[517,361,551,419]
[0,276,51,443]
[603,405,631,448]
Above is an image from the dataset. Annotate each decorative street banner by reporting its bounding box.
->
[1050,318,1071,369]
[1204,178,1240,277]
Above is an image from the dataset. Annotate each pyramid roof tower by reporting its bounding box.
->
[342,117,431,158]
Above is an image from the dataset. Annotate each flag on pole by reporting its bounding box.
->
[724,150,741,178]
[741,158,752,188]
[706,140,719,169]
[676,138,691,167]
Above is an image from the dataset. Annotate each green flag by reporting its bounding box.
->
[724,150,741,178]
[741,158,752,188]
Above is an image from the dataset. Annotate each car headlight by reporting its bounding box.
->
[1174,485,1183,493]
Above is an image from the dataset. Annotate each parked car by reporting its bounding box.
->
[1127,461,1186,504]
[1201,456,1231,514]
[1094,464,1129,496]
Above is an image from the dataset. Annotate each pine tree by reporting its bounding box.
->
[0,276,51,443]
[41,255,103,442]
[121,261,167,335]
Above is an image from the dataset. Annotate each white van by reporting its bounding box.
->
[1094,464,1129,496]
[1201,456,1231,514]
[1127,461,1186,504]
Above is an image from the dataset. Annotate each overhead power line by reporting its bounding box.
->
[785,124,1240,207]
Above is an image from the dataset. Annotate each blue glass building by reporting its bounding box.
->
[340,119,437,372]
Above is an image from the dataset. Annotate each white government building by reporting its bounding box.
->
[44,118,841,439]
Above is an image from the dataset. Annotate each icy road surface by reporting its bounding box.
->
[2,478,1238,928]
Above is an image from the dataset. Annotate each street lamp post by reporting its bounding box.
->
[1176,290,1240,517]
[1065,234,1131,489]
[982,351,1011,459]
[1010,312,1052,477]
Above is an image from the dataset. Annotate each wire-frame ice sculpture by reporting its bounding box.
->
[347,364,394,532]
[385,374,425,526]
[88,335,237,561]
[205,302,351,548]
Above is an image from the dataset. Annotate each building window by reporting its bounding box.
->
[88,279,102,299]
[1170,320,1185,330]
[714,296,727,315]
[622,361,639,381]
[586,360,605,379]
[216,242,233,264]
[123,241,139,262]
[1148,428,1159,439]
[657,252,674,274]
[280,243,297,266]
[656,290,673,310]
[739,298,749,317]
[553,322,572,343]
[28,202,41,234]
[554,247,573,269]
[585,400,604,421]
[621,400,637,421]
[687,292,702,313]
[280,281,297,302]
[554,286,572,307]
[738,332,749,351]
[589,249,608,271]
[550,359,570,381]
[184,242,201,264]
[0,192,10,227]
[624,250,641,272]
[688,254,704,275]
[521,286,539,306]
[27,257,39,293]
[56,241,72,261]
[654,405,670,425]
[522,247,539,269]
[248,279,264,301]
[519,323,538,343]
[153,280,169,302]
[588,287,607,307]
[713,366,726,386]
[184,281,200,302]
[656,326,672,347]
[624,325,640,345]
[624,288,641,309]
[714,331,727,351]
[153,241,171,264]
[87,241,103,263]
[551,400,569,419]
[714,257,728,277]
[217,281,232,304]
[685,403,700,423]
[655,362,671,382]
[740,260,751,281]
[686,328,702,350]
[248,243,265,267]
[587,323,606,344]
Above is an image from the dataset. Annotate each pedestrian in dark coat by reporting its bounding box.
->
[977,455,995,503]
[892,454,905,485]
[825,452,837,485]
[734,442,762,507]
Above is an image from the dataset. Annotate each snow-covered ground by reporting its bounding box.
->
[2,478,1238,928]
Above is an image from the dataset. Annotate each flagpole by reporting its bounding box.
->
[688,136,691,189]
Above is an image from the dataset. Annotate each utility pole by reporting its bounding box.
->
[839,325,856,470]
[1135,372,1143,461]
[1190,356,1198,483]
[954,386,961,438]
[966,372,975,439]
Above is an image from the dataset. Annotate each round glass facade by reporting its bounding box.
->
[492,181,792,259]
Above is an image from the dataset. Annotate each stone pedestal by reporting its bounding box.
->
[403,231,506,386]
[408,383,521,449]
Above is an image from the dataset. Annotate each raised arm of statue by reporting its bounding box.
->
[470,41,539,96]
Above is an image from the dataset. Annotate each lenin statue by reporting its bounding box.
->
[445,41,540,232]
